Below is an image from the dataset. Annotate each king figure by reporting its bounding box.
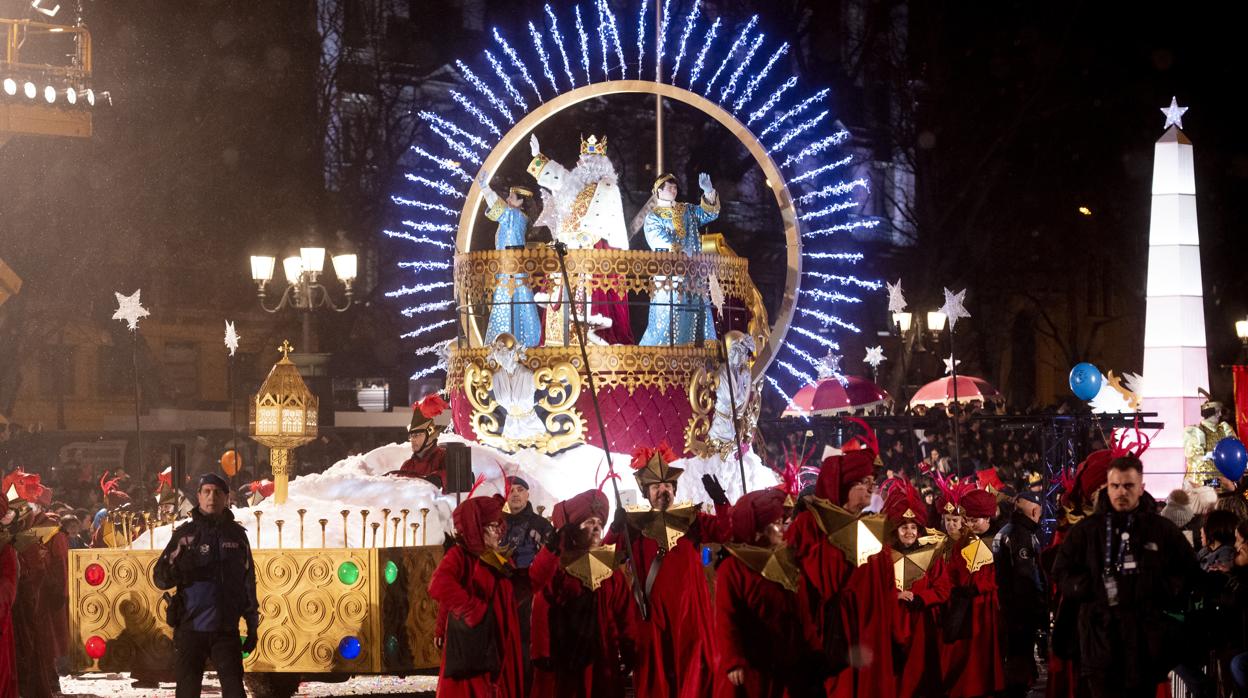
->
[640,172,720,346]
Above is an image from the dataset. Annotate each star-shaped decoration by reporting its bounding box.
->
[864,345,887,369]
[817,351,848,385]
[224,321,240,357]
[943,355,962,376]
[939,287,970,330]
[112,289,149,331]
[886,279,907,314]
[1160,96,1188,130]
[708,273,726,312]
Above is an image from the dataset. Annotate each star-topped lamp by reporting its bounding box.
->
[943,355,962,375]
[864,346,886,370]
[112,290,149,331]
[224,321,240,357]
[817,351,848,386]
[938,288,970,331]
[250,340,318,505]
[1160,96,1188,130]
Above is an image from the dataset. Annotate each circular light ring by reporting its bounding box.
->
[336,560,360,585]
[338,635,362,660]
[2,78,15,96]
[43,85,56,103]
[84,563,106,586]
[23,82,36,99]
[384,559,398,585]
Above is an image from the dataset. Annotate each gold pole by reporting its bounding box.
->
[340,510,350,548]
[420,508,430,546]
[391,517,400,546]
[360,510,370,548]
[654,0,664,174]
[275,520,284,549]
[297,509,307,548]
[401,509,410,546]
[370,522,380,548]
[318,519,328,548]
[411,523,419,546]
[254,511,263,548]
[271,448,290,505]
[144,513,153,550]
[381,508,392,547]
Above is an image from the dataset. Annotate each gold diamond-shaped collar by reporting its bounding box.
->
[724,543,801,593]
[624,503,699,552]
[891,543,937,591]
[960,535,995,573]
[560,545,618,591]
[806,497,886,567]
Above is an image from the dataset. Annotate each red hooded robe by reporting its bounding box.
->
[940,488,1005,698]
[428,495,526,698]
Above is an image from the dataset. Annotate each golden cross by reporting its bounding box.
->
[279,340,294,359]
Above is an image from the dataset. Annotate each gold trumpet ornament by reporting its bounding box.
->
[401,509,410,546]
[297,509,307,548]
[254,511,264,548]
[411,523,419,546]
[319,519,328,548]
[144,512,154,550]
[360,510,370,548]
[275,520,285,549]
[381,509,392,547]
[391,517,400,546]
[371,522,380,548]
[420,508,430,546]
[340,510,350,548]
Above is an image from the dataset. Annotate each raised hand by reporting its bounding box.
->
[477,168,491,189]
[530,134,541,157]
[698,172,713,194]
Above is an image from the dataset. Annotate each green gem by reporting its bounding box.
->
[384,560,399,585]
[337,561,360,585]
[385,634,400,656]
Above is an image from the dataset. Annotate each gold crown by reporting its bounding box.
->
[508,186,534,198]
[580,134,608,156]
[652,173,677,194]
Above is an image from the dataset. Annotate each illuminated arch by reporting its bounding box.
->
[385,0,881,410]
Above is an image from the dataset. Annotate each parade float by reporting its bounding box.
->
[67,1,878,694]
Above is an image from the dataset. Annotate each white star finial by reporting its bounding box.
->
[817,351,847,385]
[886,279,907,314]
[864,345,886,369]
[112,289,150,331]
[943,354,962,375]
[224,321,240,357]
[1160,96,1188,130]
[939,287,970,330]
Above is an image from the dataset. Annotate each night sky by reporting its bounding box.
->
[2,1,1246,408]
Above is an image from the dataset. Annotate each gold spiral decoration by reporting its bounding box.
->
[260,553,300,595]
[289,589,333,634]
[258,594,287,624]
[112,590,156,632]
[260,622,300,666]
[335,591,368,626]
[303,556,333,586]
[111,557,141,589]
[79,591,109,629]
[309,637,337,666]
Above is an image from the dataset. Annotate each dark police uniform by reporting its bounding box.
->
[154,504,259,698]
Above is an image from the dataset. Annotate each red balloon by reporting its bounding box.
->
[85,635,107,660]
[220,450,242,477]
[84,563,105,587]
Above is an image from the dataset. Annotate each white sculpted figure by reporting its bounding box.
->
[489,333,546,442]
[708,331,758,449]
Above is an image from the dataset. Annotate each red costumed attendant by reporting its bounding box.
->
[529,488,635,698]
[714,488,820,698]
[607,443,732,698]
[390,394,449,486]
[884,479,942,697]
[428,493,525,698]
[941,487,1005,697]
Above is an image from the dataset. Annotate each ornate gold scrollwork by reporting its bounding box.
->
[684,362,717,457]
[461,357,587,454]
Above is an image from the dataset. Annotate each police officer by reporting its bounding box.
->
[994,489,1047,697]
[502,476,552,686]
[154,473,259,698]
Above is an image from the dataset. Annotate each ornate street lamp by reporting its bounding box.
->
[249,244,357,351]
[249,341,318,505]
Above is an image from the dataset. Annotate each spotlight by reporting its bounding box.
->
[43,85,56,103]
[2,79,15,96]
[84,88,94,106]
[65,87,76,104]
[23,81,36,99]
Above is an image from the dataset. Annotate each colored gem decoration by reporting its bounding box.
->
[84,563,105,586]
[336,561,360,586]
[85,635,107,660]
[339,636,362,661]
[384,560,399,585]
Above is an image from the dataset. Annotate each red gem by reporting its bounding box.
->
[84,563,105,587]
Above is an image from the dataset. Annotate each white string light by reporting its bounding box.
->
[635,0,648,80]
[798,199,859,221]
[410,145,473,182]
[410,364,448,380]
[765,376,808,417]
[734,42,788,114]
[575,5,591,84]
[400,318,456,339]
[400,220,456,233]
[544,5,577,88]
[687,16,720,87]
[599,0,626,79]
[493,27,543,101]
[669,0,701,82]
[401,300,455,317]
[760,88,829,137]
[483,50,529,111]
[703,16,757,95]
[390,196,458,216]
[719,32,765,104]
[804,251,865,262]
[802,219,881,239]
[403,174,465,199]
[802,271,881,290]
[655,0,672,81]
[804,288,862,304]
[795,178,869,204]
[768,110,828,153]
[418,111,490,150]
[455,60,513,122]
[746,76,796,126]
[385,282,455,298]
[528,21,561,95]
[449,90,501,137]
[796,307,861,333]
[385,230,455,249]
[429,125,482,165]
[791,155,854,184]
[398,260,452,272]
[789,325,842,351]
[781,131,850,168]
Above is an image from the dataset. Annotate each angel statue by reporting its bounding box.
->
[480,173,542,347]
[708,331,759,451]
[527,133,632,345]
[639,172,720,346]
[489,333,547,442]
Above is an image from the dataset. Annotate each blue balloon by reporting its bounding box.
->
[339,636,362,661]
[1068,363,1102,401]
[1213,437,1248,482]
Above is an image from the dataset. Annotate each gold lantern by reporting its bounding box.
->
[249,340,318,504]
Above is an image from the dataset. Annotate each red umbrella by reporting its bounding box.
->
[784,375,891,416]
[909,375,1000,408]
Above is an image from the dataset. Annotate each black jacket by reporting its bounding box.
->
[1051,493,1199,685]
[994,510,1047,648]
[504,503,553,570]
[154,508,260,633]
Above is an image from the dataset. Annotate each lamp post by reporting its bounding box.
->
[249,245,357,352]
[1236,319,1248,364]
